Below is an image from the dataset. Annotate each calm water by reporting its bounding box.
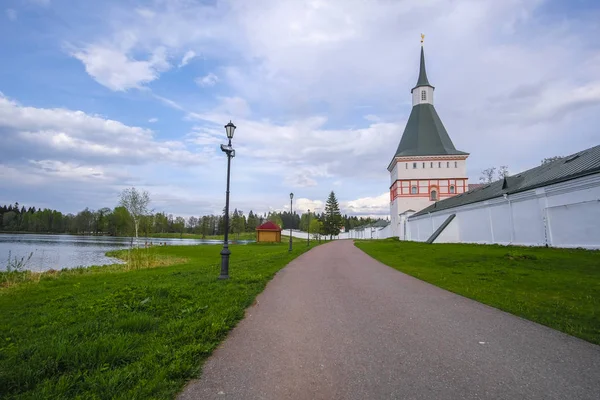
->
[0,234,251,272]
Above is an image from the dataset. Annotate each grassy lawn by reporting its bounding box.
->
[0,242,317,399]
[355,239,600,345]
[146,232,257,241]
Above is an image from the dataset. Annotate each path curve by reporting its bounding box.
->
[179,240,600,400]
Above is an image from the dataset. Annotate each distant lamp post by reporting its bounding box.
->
[219,121,236,280]
[307,209,311,247]
[289,192,294,252]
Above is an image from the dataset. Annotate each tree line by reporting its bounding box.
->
[0,191,382,238]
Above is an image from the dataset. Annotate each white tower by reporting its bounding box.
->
[388,42,469,239]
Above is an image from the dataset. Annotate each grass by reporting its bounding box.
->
[0,242,318,399]
[355,239,600,345]
[145,232,257,240]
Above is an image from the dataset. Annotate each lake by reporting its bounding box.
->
[0,233,251,272]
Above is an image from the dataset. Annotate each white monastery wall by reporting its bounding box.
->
[407,173,600,249]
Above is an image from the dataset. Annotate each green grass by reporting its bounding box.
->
[0,242,318,399]
[145,232,257,240]
[355,239,600,345]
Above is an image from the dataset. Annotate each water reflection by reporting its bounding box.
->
[0,234,252,272]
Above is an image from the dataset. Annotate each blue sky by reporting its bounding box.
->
[1,0,599,218]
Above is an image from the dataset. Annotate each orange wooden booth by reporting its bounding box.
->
[256,221,282,243]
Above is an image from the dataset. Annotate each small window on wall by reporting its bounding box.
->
[411,186,417,194]
[430,190,438,201]
[405,163,408,169]
[422,162,425,168]
[447,162,450,168]
[450,185,455,194]
[438,162,441,168]
[413,163,417,169]
[430,162,433,168]
[421,90,426,101]
[454,161,458,168]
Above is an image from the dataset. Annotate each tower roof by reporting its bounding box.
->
[412,46,433,91]
[392,103,468,158]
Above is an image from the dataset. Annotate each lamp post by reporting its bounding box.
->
[307,209,310,247]
[219,121,236,280]
[289,192,294,252]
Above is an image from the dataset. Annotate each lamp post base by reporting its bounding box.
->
[219,247,231,280]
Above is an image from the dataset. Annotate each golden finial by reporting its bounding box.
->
[421,33,425,45]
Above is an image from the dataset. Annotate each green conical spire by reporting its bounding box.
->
[415,46,431,87]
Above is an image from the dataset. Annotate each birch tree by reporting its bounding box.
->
[119,187,150,246]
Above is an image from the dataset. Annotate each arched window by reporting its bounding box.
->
[413,162,417,169]
[430,189,438,201]
[438,162,441,168]
[405,163,408,169]
[447,162,450,168]
[422,162,425,168]
[430,162,433,168]
[454,161,458,168]
[411,186,418,194]
[450,185,455,194]
[421,90,426,101]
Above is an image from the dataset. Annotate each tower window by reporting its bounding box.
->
[450,185,455,194]
[405,163,408,169]
[430,162,433,168]
[411,186,417,194]
[430,189,438,201]
[438,162,441,168]
[421,90,426,101]
[422,162,425,168]
[447,162,450,168]
[454,161,458,168]
[413,163,417,169]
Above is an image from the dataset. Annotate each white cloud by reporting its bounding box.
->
[195,72,219,87]
[136,8,155,19]
[148,117,158,123]
[0,94,206,166]
[6,9,17,21]
[343,193,390,216]
[71,45,170,91]
[179,50,196,67]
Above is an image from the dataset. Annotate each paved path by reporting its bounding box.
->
[179,240,600,400]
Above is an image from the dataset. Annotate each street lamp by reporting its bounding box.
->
[307,209,310,247]
[289,192,294,252]
[219,121,236,280]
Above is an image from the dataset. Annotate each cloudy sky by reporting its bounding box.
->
[1,0,599,218]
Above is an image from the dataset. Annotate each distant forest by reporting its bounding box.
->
[0,202,383,237]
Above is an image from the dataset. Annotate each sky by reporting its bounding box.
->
[1,0,599,218]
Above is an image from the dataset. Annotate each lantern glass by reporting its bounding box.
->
[224,121,236,139]
[290,192,294,200]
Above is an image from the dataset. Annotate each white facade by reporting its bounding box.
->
[407,173,600,249]
[411,86,434,106]
[389,156,468,238]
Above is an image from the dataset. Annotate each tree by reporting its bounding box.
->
[246,210,258,232]
[541,156,563,165]
[267,212,283,229]
[498,165,510,179]
[174,216,186,238]
[231,209,245,239]
[480,165,510,183]
[323,191,343,239]
[479,167,496,184]
[119,187,151,246]
[309,218,322,241]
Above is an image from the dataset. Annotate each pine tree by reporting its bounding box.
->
[324,191,343,239]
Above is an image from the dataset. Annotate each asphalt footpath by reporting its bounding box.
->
[178,240,600,400]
